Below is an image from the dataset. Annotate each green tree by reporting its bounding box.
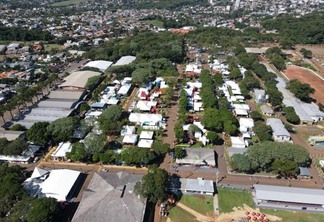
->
[121,148,156,165]
[134,166,169,203]
[206,131,219,144]
[47,117,79,144]
[287,79,315,102]
[26,122,50,145]
[174,124,184,140]
[300,48,313,59]
[98,105,123,135]
[10,124,26,131]
[229,67,241,80]
[2,139,29,155]
[283,106,300,124]
[66,142,87,162]
[85,76,102,90]
[253,122,273,141]
[272,159,299,177]
[27,198,60,222]
[202,108,223,132]
[231,154,252,172]
[132,68,151,84]
[250,111,264,122]
[84,133,106,154]
[152,141,170,155]
[174,147,186,159]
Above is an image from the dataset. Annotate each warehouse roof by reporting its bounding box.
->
[59,70,101,89]
[84,60,113,72]
[114,56,136,66]
[254,184,324,205]
[48,90,84,100]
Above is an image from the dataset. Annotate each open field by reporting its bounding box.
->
[142,20,164,28]
[284,65,324,104]
[218,187,254,213]
[168,205,198,222]
[295,125,324,143]
[167,195,214,222]
[45,44,64,52]
[51,0,92,7]
[261,209,324,222]
[295,44,324,77]
[179,195,214,215]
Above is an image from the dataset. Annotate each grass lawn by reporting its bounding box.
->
[179,195,214,215]
[142,20,164,28]
[295,126,323,143]
[168,205,197,222]
[218,187,254,213]
[51,0,92,7]
[261,209,324,222]
[45,44,64,52]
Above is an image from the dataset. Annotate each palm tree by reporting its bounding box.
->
[0,106,6,123]
[5,101,15,119]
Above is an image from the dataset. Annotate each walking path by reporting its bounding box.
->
[176,202,215,222]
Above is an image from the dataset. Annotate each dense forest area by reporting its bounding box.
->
[263,12,324,44]
[0,27,53,41]
[84,31,185,63]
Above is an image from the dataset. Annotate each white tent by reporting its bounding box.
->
[231,136,246,149]
[122,134,138,144]
[138,139,154,148]
[140,131,154,139]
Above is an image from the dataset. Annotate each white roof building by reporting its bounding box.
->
[84,60,113,72]
[23,168,81,202]
[51,142,72,160]
[138,139,154,148]
[121,125,136,136]
[122,134,138,144]
[129,113,162,125]
[230,136,246,149]
[136,101,157,112]
[140,131,154,139]
[253,184,324,212]
[176,148,215,166]
[266,118,291,143]
[114,56,136,66]
[239,118,254,133]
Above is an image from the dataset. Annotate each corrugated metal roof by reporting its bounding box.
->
[254,184,324,205]
[266,118,290,137]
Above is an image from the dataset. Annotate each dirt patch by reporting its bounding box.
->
[284,66,324,104]
[217,204,282,222]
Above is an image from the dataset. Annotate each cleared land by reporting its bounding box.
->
[51,0,92,7]
[284,65,324,104]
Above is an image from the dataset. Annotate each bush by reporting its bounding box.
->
[283,106,300,124]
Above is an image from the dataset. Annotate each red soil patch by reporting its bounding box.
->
[284,66,324,104]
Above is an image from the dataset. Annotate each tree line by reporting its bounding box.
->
[0,26,53,41]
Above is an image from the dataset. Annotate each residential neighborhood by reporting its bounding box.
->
[1,1,324,222]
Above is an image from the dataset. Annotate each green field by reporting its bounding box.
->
[168,205,196,222]
[180,195,214,215]
[261,209,324,222]
[168,195,214,222]
[218,187,324,222]
[218,187,254,213]
[141,20,164,28]
[51,0,93,7]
